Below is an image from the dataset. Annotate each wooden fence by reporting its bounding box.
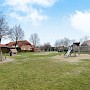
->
[79,46,90,52]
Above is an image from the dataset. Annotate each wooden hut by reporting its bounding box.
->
[10,49,17,56]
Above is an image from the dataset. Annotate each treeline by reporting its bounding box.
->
[0,12,89,49]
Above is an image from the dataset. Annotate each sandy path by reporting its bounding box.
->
[34,52,57,55]
[0,58,14,64]
[52,54,90,63]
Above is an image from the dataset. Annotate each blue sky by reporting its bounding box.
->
[1,0,90,46]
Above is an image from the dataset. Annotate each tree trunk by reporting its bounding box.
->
[0,37,1,44]
[15,37,18,48]
[0,37,2,60]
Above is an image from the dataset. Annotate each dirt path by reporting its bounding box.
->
[34,52,58,55]
[52,54,90,63]
[0,58,14,64]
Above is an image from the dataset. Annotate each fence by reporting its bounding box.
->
[79,46,90,52]
[58,46,90,52]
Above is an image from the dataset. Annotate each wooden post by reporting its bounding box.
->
[78,46,80,55]
[5,53,6,59]
[0,47,2,61]
[0,52,2,61]
[73,46,76,57]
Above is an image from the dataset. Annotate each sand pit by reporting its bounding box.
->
[34,52,57,55]
[52,54,90,63]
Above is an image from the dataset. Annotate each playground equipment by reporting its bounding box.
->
[0,47,6,61]
[64,46,72,57]
[64,42,80,57]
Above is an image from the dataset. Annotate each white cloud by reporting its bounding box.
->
[9,12,25,21]
[70,11,90,33]
[5,0,56,8]
[30,10,48,25]
[4,0,56,25]
[9,11,48,26]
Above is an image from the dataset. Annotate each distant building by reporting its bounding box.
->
[6,40,34,52]
[81,40,90,46]
[80,40,90,52]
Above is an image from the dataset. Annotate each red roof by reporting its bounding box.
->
[6,40,32,48]
[0,44,5,47]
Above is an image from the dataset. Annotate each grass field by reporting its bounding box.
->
[0,52,90,90]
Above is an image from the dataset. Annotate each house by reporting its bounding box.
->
[81,40,90,46]
[6,40,34,52]
[0,44,9,53]
[0,44,17,54]
[80,40,90,52]
[0,44,5,47]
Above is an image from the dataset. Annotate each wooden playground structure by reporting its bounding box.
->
[64,42,80,57]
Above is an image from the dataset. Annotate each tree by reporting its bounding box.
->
[29,33,40,47]
[0,12,9,43]
[42,42,52,51]
[54,39,63,47]
[63,38,70,47]
[55,38,76,47]
[80,36,89,44]
[8,25,24,46]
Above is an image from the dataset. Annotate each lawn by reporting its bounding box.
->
[0,52,90,90]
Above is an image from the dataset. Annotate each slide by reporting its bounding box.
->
[64,47,72,57]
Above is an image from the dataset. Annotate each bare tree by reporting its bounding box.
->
[80,36,89,44]
[55,38,76,47]
[8,25,24,46]
[63,38,70,47]
[41,42,51,51]
[0,12,9,43]
[0,12,9,60]
[29,33,40,47]
[55,39,63,47]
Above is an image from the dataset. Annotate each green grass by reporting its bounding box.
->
[0,52,90,90]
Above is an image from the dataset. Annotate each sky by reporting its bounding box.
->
[1,0,90,46]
